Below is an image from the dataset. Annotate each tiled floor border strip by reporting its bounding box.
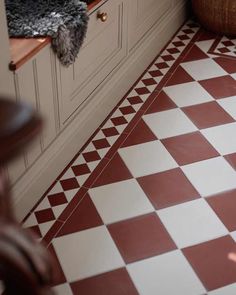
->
[42,22,202,246]
[208,35,236,59]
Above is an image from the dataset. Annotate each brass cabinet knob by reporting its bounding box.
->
[97,12,108,22]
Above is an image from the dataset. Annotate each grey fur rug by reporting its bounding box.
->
[5,0,89,66]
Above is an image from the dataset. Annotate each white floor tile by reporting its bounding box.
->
[119,141,178,177]
[181,157,236,197]
[181,58,227,80]
[127,250,205,295]
[158,199,227,248]
[217,97,236,120]
[52,284,73,295]
[164,81,213,107]
[143,108,198,139]
[208,283,236,295]
[89,179,154,224]
[53,226,124,282]
[201,123,236,155]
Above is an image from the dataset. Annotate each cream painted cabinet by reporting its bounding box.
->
[13,45,58,169]
[57,0,127,124]
[128,0,172,50]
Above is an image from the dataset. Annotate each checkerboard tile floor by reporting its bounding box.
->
[23,20,236,294]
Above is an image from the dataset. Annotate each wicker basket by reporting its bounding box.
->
[192,0,236,36]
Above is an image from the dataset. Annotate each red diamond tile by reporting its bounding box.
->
[137,168,199,209]
[108,213,177,263]
[119,105,136,115]
[172,41,185,47]
[127,96,143,105]
[178,34,190,40]
[102,127,119,137]
[48,244,66,286]
[28,225,42,239]
[92,138,110,150]
[92,153,133,188]
[35,208,55,224]
[162,131,219,165]
[182,45,209,62]
[48,192,68,207]
[56,195,103,237]
[165,66,195,86]
[200,75,236,99]
[167,47,180,54]
[207,189,236,231]
[183,101,234,129]
[224,153,236,170]
[60,177,80,191]
[70,268,139,295]
[72,163,91,176]
[121,119,157,148]
[149,69,163,77]
[214,57,236,74]
[183,28,195,34]
[135,87,150,95]
[162,55,175,62]
[142,78,157,86]
[218,47,230,54]
[83,150,101,162]
[145,91,177,114]
[111,116,128,126]
[222,40,234,47]
[183,236,236,291]
[155,62,169,69]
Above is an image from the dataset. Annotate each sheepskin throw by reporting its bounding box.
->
[5,0,89,66]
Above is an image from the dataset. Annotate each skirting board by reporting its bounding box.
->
[13,1,188,220]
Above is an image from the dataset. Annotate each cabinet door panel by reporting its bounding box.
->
[129,0,172,49]
[58,0,126,124]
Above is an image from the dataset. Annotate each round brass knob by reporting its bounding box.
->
[97,12,108,22]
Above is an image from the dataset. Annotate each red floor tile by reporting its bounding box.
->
[224,153,236,170]
[83,151,101,162]
[56,195,103,237]
[183,101,235,129]
[91,153,133,188]
[214,57,236,74]
[48,192,68,207]
[70,268,139,295]
[145,91,177,114]
[121,119,157,148]
[165,66,195,86]
[199,75,236,99]
[60,178,80,191]
[207,189,236,231]
[92,138,111,150]
[72,163,91,176]
[108,213,177,263]
[162,131,219,165]
[182,45,209,62]
[137,168,199,209]
[35,208,55,224]
[183,236,236,291]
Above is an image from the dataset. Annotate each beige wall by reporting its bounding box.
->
[0,1,15,97]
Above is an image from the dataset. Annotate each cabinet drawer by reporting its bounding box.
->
[57,0,126,124]
[129,0,172,50]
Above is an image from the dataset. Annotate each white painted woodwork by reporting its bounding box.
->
[0,1,26,183]
[0,0,188,219]
[57,0,127,124]
[128,0,172,50]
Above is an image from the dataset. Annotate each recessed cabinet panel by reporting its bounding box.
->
[128,0,172,50]
[15,62,42,167]
[57,0,126,124]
